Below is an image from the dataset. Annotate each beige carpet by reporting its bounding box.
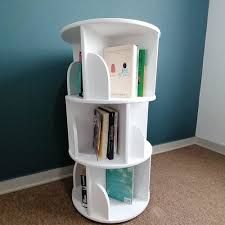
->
[0,145,225,225]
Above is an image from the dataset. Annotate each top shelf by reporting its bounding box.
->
[61,18,160,44]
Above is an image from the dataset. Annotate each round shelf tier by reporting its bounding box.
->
[66,95,156,104]
[61,18,160,44]
[72,187,150,224]
[69,141,152,169]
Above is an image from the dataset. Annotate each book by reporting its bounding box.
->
[104,44,138,98]
[80,167,87,208]
[106,167,134,204]
[93,109,102,160]
[96,108,109,160]
[81,187,87,208]
[79,51,83,97]
[99,106,119,156]
[99,107,115,160]
[138,49,147,97]
[70,62,82,96]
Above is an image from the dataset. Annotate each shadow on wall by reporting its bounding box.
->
[0,54,73,181]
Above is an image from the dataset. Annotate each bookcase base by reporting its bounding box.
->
[72,187,150,224]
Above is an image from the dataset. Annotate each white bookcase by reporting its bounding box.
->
[61,18,160,223]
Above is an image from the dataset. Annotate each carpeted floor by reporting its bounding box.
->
[0,145,225,225]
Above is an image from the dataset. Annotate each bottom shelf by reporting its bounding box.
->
[72,187,150,224]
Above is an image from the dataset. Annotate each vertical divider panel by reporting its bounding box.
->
[130,126,145,159]
[85,53,110,99]
[66,100,78,160]
[127,102,149,161]
[134,159,151,201]
[72,43,81,62]
[86,167,109,220]
[80,25,110,99]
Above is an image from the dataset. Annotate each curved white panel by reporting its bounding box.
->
[73,162,78,187]
[67,62,77,95]
[85,53,110,99]
[94,183,110,219]
[130,126,145,159]
[72,119,79,157]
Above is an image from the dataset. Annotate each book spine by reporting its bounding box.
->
[81,187,87,208]
[79,51,83,97]
[80,174,87,208]
[80,174,86,187]
[107,112,115,160]
[138,49,147,97]
[113,112,118,154]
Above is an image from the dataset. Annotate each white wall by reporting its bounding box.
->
[196,0,225,146]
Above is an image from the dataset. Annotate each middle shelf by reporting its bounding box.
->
[66,98,151,168]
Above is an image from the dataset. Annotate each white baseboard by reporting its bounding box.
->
[196,137,225,156]
[0,165,73,195]
[0,136,223,196]
[152,137,197,155]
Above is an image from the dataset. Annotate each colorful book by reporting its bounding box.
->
[104,44,138,98]
[96,108,109,160]
[93,109,102,160]
[138,49,147,97]
[106,167,134,204]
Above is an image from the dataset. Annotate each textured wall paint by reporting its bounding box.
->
[0,0,209,181]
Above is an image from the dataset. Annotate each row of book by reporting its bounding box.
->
[71,45,147,98]
[93,106,119,160]
[80,167,134,208]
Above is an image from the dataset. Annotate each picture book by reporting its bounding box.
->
[106,167,134,204]
[104,44,138,98]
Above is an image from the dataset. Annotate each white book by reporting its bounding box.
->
[104,44,138,98]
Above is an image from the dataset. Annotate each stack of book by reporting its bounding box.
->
[93,106,119,160]
[104,45,147,98]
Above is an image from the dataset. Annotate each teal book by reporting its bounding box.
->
[69,62,83,96]
[106,167,134,204]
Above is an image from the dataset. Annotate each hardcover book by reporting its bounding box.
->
[106,167,134,204]
[95,108,109,160]
[99,107,115,160]
[104,44,138,98]
[93,109,102,160]
[99,106,119,156]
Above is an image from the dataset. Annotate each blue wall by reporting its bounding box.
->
[0,0,209,181]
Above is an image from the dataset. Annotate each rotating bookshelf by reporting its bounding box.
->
[61,18,160,223]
